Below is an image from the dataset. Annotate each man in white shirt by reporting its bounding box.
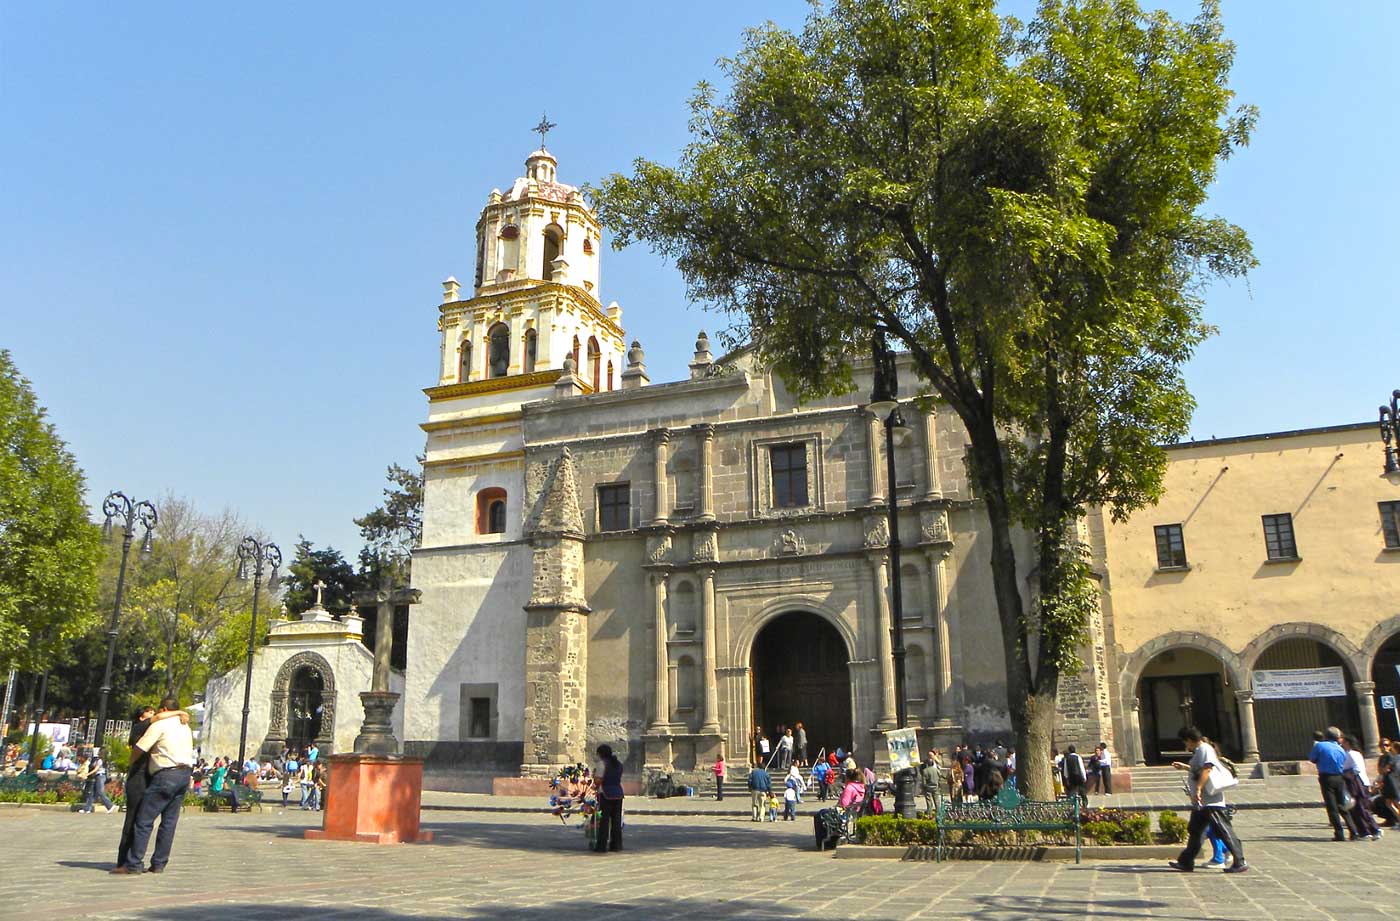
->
[113,697,195,875]
[1096,743,1114,795]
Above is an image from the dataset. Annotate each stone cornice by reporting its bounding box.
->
[420,410,524,433]
[423,449,526,470]
[424,370,566,402]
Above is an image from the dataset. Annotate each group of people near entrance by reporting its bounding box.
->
[752,723,807,771]
[1308,726,1399,842]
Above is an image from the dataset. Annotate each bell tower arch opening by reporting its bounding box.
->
[750,611,851,763]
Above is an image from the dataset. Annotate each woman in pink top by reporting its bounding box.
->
[838,770,866,811]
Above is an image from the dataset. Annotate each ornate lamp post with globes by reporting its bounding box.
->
[94,492,157,750]
[1379,390,1400,478]
[235,536,281,772]
[868,330,917,818]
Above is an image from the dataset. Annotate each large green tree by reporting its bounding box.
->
[281,537,363,614]
[595,0,1254,797]
[0,350,102,673]
[354,458,423,585]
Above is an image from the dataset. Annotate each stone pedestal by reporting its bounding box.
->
[304,753,434,844]
[354,690,401,755]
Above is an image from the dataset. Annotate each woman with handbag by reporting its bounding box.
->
[1168,726,1248,873]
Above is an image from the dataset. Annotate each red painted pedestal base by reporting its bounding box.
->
[303,753,434,844]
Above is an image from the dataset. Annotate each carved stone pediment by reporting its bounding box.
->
[773,528,805,557]
[863,517,890,549]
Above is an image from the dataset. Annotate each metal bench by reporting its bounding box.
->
[204,783,263,812]
[935,785,1081,862]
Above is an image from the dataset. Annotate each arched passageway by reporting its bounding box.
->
[1137,647,1241,763]
[287,667,324,755]
[1254,638,1360,760]
[750,612,851,763]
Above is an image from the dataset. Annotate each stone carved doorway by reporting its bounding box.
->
[750,612,851,764]
[260,651,337,759]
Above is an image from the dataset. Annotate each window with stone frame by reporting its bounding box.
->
[597,483,631,532]
[671,580,697,635]
[458,683,498,740]
[675,655,698,712]
[1262,512,1298,560]
[467,698,491,739]
[1381,501,1400,549]
[770,443,809,509]
[1153,523,1187,569]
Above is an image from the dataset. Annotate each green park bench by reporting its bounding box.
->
[935,784,1082,863]
[0,773,41,793]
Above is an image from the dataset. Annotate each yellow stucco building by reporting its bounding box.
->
[1097,421,1400,764]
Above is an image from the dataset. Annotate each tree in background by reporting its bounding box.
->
[281,537,364,614]
[354,458,423,585]
[0,350,102,675]
[595,0,1255,797]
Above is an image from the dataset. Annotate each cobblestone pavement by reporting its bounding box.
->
[2,804,1398,920]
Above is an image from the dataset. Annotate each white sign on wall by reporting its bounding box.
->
[1251,666,1347,700]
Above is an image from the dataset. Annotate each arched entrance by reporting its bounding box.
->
[287,667,324,754]
[1137,647,1241,763]
[1372,632,1400,740]
[1253,638,1360,760]
[750,612,851,761]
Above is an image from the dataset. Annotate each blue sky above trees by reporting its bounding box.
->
[2,1,1394,554]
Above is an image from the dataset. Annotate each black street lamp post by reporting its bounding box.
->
[1380,390,1400,476]
[95,492,157,753]
[869,330,917,818]
[235,537,281,771]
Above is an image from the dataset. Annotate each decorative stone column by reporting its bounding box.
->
[1355,681,1382,757]
[650,572,671,731]
[925,548,955,722]
[921,408,942,500]
[1235,689,1261,762]
[650,429,671,527]
[699,566,722,733]
[867,551,897,729]
[865,410,886,505]
[693,423,716,522]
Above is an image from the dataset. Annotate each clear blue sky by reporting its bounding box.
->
[2,2,1395,557]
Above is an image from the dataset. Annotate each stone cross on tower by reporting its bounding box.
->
[533,112,557,150]
[313,580,327,606]
[350,566,421,755]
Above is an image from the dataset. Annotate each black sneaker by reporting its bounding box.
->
[148,865,164,874]
[1223,863,1249,874]
[1168,860,1193,872]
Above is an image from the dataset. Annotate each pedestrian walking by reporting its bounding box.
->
[777,729,794,771]
[1309,726,1360,841]
[1340,735,1381,840]
[79,749,116,814]
[112,697,196,875]
[712,755,725,801]
[748,758,772,822]
[1061,745,1088,806]
[299,760,315,809]
[1168,726,1247,873]
[592,744,625,853]
[794,722,808,767]
[812,758,831,801]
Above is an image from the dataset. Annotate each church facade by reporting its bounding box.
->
[399,146,1118,789]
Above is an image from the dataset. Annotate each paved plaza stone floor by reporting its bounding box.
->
[2,803,1397,920]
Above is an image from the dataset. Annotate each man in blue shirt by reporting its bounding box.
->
[748,759,772,822]
[1309,726,1359,841]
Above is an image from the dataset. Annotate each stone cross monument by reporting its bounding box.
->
[350,569,421,755]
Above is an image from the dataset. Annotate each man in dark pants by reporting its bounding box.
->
[1096,742,1114,795]
[1310,726,1359,841]
[113,697,195,875]
[1169,727,1248,873]
[593,744,625,853]
[116,706,154,869]
[1061,745,1088,806]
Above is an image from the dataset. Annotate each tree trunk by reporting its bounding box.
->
[1017,682,1060,801]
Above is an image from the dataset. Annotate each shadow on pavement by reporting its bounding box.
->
[57,860,118,872]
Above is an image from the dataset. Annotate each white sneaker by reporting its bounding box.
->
[106,805,117,814]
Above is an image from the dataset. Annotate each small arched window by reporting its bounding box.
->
[582,237,594,256]
[587,337,601,391]
[476,487,507,535]
[488,323,510,378]
[474,232,485,288]
[523,328,538,373]
[542,225,563,279]
[571,335,581,370]
[497,225,520,282]
[458,341,472,383]
[606,360,614,391]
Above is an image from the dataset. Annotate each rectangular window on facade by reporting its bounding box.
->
[597,483,631,531]
[1262,512,1298,560]
[1382,501,1400,549]
[468,698,491,739]
[770,443,809,508]
[1154,524,1187,569]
